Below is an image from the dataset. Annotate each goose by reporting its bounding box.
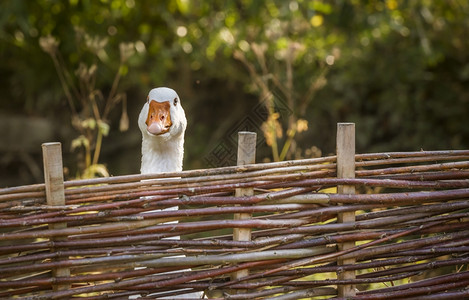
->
[138,87,187,174]
[135,87,204,299]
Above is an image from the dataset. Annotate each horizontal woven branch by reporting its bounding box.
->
[0,149,468,299]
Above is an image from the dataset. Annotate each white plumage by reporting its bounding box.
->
[138,87,187,174]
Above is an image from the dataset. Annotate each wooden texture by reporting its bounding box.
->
[336,123,356,297]
[0,129,467,298]
[233,131,257,280]
[42,142,70,290]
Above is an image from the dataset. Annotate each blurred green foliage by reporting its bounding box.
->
[1,0,468,182]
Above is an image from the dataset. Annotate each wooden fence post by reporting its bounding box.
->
[336,123,356,297]
[42,142,70,291]
[233,131,256,281]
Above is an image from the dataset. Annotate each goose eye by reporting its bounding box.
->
[173,97,178,106]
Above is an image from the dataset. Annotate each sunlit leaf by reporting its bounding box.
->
[310,15,323,27]
[71,135,89,151]
[119,110,129,132]
[83,163,109,178]
[39,35,59,54]
[97,120,110,136]
[81,118,96,130]
[296,119,308,133]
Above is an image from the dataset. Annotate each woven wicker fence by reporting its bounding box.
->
[1,123,469,299]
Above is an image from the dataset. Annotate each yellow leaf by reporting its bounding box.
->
[310,15,323,27]
[119,110,129,132]
[71,135,89,151]
[83,164,109,178]
[386,0,398,10]
[296,119,309,133]
[97,120,110,136]
[81,118,96,130]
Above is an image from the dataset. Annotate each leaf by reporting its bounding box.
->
[71,135,89,151]
[83,163,109,178]
[81,118,96,130]
[296,119,309,133]
[97,120,110,136]
[310,15,323,27]
[39,35,59,54]
[76,63,97,81]
[176,0,190,15]
[261,113,283,146]
[119,64,129,76]
[85,34,108,54]
[119,109,129,132]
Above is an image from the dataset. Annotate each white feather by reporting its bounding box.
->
[138,87,187,174]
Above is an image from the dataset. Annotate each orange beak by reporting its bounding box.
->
[145,100,172,135]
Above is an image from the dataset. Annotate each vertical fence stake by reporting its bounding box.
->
[336,123,356,297]
[233,132,256,282]
[42,142,70,291]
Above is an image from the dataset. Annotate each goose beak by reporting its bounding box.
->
[145,100,172,135]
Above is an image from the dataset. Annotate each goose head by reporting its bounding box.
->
[138,87,187,174]
[138,87,187,142]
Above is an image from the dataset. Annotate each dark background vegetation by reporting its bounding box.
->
[1,0,468,187]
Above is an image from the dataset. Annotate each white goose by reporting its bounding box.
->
[138,87,187,174]
[136,87,204,299]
